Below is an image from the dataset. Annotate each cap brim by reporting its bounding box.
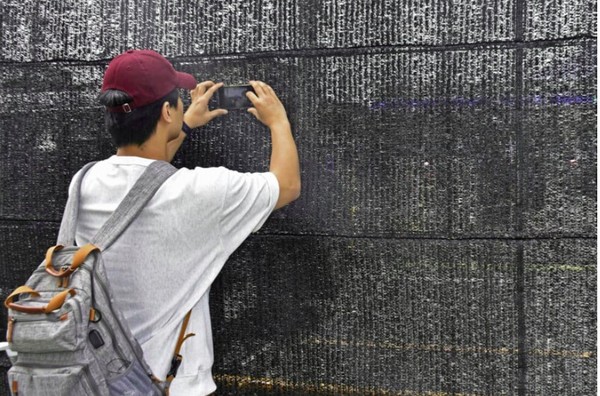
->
[176,71,198,90]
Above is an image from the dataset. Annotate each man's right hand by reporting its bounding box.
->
[246,81,290,128]
[246,80,300,210]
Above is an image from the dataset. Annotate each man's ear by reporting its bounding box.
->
[161,101,172,123]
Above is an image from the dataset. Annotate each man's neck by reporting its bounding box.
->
[116,130,169,161]
[116,145,167,161]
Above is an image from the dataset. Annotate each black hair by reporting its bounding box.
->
[98,89,180,147]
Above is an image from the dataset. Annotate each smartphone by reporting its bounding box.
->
[217,85,254,110]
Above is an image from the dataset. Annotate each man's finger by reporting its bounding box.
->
[264,84,277,97]
[250,80,266,97]
[190,82,210,99]
[202,82,224,100]
[247,108,258,118]
[197,81,215,95]
[209,109,228,119]
[246,91,259,104]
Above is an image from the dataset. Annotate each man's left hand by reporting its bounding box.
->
[184,81,228,129]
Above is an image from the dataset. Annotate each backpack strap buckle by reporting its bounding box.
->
[166,355,182,381]
[165,311,195,384]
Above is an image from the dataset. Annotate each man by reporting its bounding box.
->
[71,49,300,395]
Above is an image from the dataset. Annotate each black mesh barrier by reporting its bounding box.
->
[0,0,596,395]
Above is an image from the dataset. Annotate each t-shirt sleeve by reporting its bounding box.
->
[67,169,83,197]
[219,170,279,251]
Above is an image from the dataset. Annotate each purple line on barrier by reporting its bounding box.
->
[369,95,596,110]
[325,153,335,174]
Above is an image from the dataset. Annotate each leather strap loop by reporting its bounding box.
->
[45,244,99,278]
[71,244,100,271]
[45,289,76,312]
[4,286,41,309]
[5,288,76,314]
[44,245,65,277]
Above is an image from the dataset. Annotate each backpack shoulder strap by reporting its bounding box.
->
[57,160,177,251]
[90,160,177,251]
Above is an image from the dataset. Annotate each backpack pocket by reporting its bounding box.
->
[8,364,96,396]
[107,359,164,396]
[8,298,83,353]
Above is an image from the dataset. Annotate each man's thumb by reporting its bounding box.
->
[210,109,228,119]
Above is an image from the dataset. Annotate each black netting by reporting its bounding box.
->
[0,0,596,395]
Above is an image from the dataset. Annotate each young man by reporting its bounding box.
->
[71,49,300,395]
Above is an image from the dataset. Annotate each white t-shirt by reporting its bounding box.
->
[70,155,279,395]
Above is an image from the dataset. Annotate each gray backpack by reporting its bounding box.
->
[4,161,192,395]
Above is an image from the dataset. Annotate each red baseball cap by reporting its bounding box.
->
[102,49,198,113]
